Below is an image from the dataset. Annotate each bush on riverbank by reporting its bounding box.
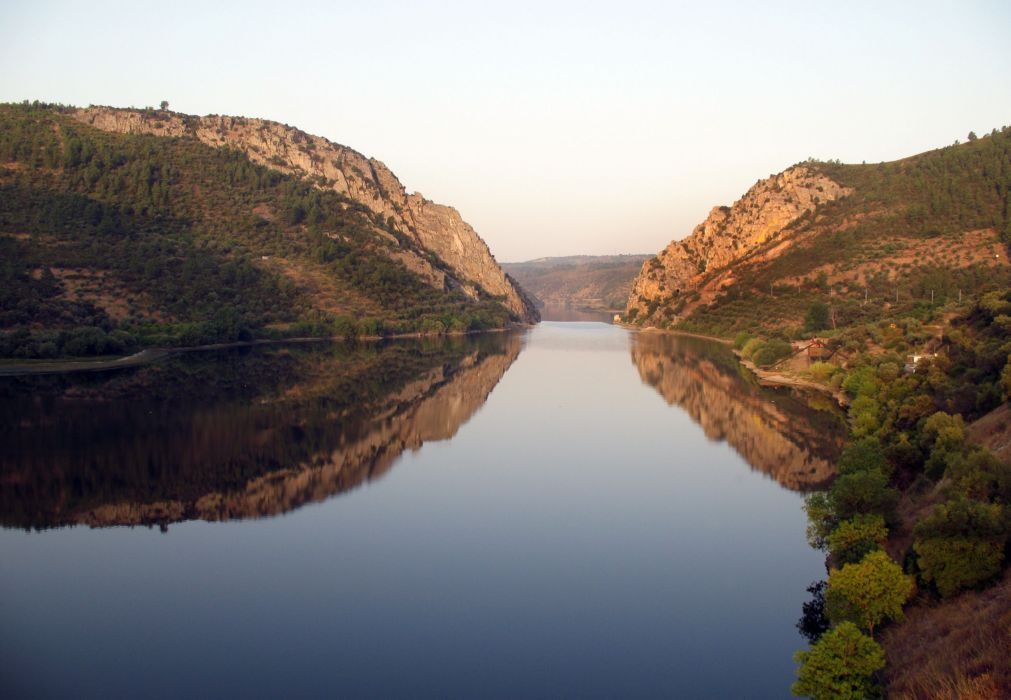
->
[792,622,885,700]
[740,336,793,367]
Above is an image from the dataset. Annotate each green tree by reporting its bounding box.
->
[837,437,889,476]
[753,338,792,367]
[849,395,882,438]
[842,365,881,399]
[805,301,831,332]
[792,622,885,700]
[825,550,914,635]
[828,514,888,565]
[913,497,1007,597]
[160,100,169,111]
[829,469,898,524]
[803,492,838,550]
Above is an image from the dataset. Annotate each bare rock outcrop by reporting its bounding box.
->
[628,166,851,322]
[73,106,538,322]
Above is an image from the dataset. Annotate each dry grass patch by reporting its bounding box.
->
[883,568,1011,699]
[269,257,381,318]
[967,404,1011,464]
[48,267,167,322]
[252,203,277,223]
[781,228,1008,289]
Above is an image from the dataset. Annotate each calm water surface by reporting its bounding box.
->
[0,322,843,698]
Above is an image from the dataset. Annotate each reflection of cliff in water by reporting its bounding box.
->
[631,333,844,491]
[0,334,521,529]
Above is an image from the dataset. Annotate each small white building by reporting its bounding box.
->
[904,353,936,373]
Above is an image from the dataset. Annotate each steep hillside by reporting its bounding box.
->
[502,254,650,312]
[0,102,535,358]
[628,128,1011,335]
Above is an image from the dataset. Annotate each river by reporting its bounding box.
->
[0,321,844,698]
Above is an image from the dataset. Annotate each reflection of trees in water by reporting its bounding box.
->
[630,333,845,491]
[797,580,830,644]
[0,334,522,529]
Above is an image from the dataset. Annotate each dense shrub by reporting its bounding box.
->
[740,337,765,359]
[828,514,888,565]
[792,622,885,700]
[825,551,914,634]
[830,469,899,524]
[837,438,889,476]
[805,301,831,332]
[808,361,839,382]
[752,338,792,367]
[913,498,1008,597]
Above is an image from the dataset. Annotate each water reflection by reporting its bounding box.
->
[0,333,521,529]
[538,304,616,323]
[631,331,844,490]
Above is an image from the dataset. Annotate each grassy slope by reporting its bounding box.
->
[0,103,513,358]
[882,568,1010,699]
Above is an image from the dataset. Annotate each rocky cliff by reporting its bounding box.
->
[627,166,851,323]
[73,106,538,322]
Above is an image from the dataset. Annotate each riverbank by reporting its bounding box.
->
[621,324,849,406]
[736,355,850,407]
[0,325,529,376]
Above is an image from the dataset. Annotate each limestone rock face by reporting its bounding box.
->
[73,107,538,322]
[627,166,851,322]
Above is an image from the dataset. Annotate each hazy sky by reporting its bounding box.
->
[2,1,1010,261]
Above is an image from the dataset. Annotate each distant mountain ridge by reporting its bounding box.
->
[628,128,1011,335]
[503,254,651,312]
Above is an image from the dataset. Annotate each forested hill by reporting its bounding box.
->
[627,127,1011,335]
[0,102,531,359]
[502,254,651,312]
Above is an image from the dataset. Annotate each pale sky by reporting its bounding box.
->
[2,1,1010,262]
